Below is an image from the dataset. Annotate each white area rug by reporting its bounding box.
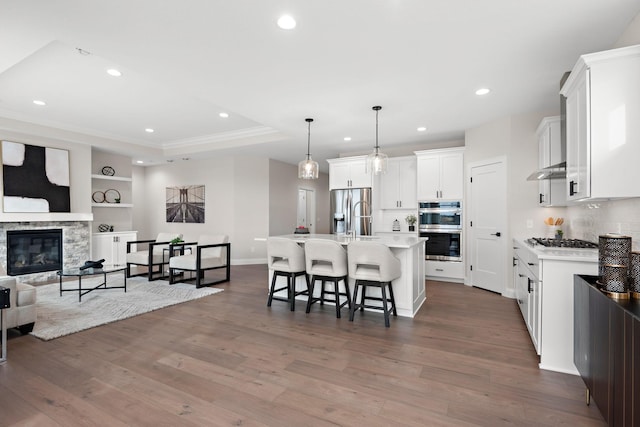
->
[31,275,223,341]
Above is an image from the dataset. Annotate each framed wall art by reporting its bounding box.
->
[2,141,70,212]
[166,185,205,223]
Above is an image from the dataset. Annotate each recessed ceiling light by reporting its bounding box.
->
[107,68,122,77]
[136,160,144,164]
[475,88,491,96]
[182,157,190,161]
[33,100,46,106]
[145,128,154,133]
[417,127,427,132]
[277,15,296,30]
[344,137,352,141]
[219,112,229,118]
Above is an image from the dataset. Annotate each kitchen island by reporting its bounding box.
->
[269,234,426,317]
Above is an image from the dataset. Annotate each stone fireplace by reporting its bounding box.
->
[7,228,63,275]
[0,221,90,283]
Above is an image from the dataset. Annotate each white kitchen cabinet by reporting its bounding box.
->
[327,156,371,190]
[425,260,464,282]
[536,116,565,206]
[92,231,137,267]
[414,148,464,201]
[378,156,417,209]
[560,44,640,201]
[513,242,541,353]
[512,239,598,374]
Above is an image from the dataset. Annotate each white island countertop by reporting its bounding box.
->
[276,233,426,249]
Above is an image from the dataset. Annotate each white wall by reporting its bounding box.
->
[131,165,149,238]
[464,111,566,295]
[234,156,269,262]
[268,159,330,236]
[340,139,464,159]
[132,156,334,264]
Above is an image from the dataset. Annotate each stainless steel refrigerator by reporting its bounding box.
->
[330,188,372,235]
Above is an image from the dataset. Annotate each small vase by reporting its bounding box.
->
[546,225,560,238]
[408,225,415,232]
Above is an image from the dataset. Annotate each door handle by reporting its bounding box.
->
[490,232,501,237]
[527,278,532,293]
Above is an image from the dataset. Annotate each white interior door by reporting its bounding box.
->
[297,188,316,234]
[468,158,507,294]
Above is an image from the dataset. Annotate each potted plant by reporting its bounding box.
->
[405,214,417,232]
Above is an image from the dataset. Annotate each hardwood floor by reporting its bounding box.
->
[1,264,605,426]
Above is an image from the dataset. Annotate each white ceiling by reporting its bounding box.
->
[0,1,638,170]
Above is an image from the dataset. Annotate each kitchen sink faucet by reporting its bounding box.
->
[350,199,371,237]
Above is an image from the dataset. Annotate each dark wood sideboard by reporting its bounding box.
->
[574,275,640,426]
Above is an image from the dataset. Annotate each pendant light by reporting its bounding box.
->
[366,105,388,174]
[298,118,319,179]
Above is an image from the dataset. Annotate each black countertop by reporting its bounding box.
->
[578,274,640,321]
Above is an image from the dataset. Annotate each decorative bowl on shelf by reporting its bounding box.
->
[101,166,115,176]
[104,189,121,203]
[92,191,105,203]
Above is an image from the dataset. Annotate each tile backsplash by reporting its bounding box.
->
[566,198,640,250]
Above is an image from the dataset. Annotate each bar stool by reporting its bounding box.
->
[267,237,310,311]
[304,239,352,318]
[347,241,401,327]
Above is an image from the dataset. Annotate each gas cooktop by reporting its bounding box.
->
[526,238,598,249]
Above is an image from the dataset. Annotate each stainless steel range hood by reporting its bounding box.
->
[528,72,571,181]
[527,162,566,180]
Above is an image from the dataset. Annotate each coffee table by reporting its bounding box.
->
[57,265,127,302]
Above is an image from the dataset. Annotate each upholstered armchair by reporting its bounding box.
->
[126,233,179,281]
[0,275,36,334]
[168,235,230,288]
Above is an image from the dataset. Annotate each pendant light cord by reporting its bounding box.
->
[373,106,382,153]
[305,118,313,159]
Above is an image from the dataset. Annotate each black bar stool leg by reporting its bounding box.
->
[359,284,366,311]
[349,282,359,321]
[289,274,295,311]
[306,276,316,313]
[267,272,278,306]
[381,284,390,327]
[334,278,342,318]
[344,276,352,310]
[388,282,397,316]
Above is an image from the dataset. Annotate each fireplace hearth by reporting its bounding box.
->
[7,228,62,276]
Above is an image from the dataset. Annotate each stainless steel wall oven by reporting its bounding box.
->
[419,201,461,229]
[419,201,462,261]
